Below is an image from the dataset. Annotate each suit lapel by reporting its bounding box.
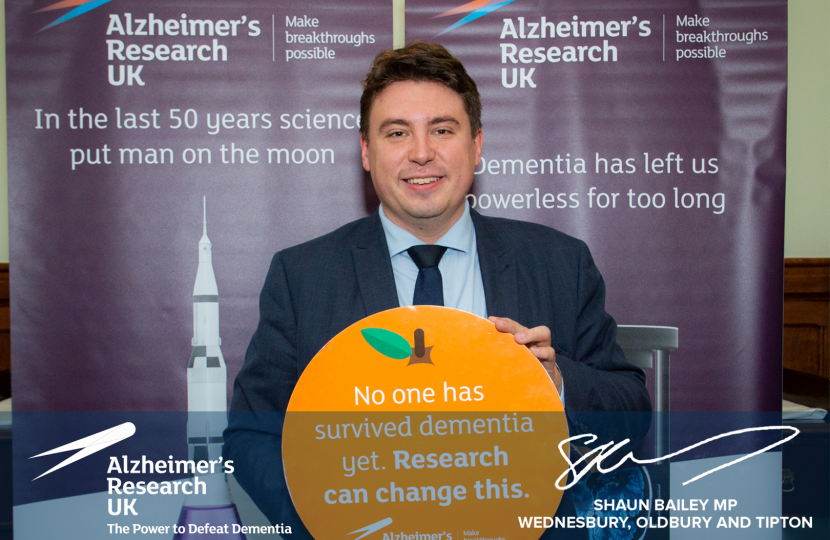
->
[471,210,519,321]
[352,212,400,316]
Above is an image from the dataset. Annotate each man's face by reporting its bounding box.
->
[361,81,482,238]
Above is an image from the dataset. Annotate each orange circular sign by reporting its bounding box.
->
[284,306,568,539]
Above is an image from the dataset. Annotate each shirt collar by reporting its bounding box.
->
[379,202,474,257]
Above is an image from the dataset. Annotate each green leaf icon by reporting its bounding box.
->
[361,328,412,359]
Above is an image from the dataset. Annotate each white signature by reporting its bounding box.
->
[556,426,800,490]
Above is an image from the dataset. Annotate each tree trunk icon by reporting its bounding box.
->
[408,329,434,366]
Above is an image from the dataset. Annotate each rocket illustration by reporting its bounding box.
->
[187,197,228,466]
[175,198,245,539]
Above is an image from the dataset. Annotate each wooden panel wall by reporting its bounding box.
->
[783,258,830,378]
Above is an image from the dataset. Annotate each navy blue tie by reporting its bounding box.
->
[407,245,448,306]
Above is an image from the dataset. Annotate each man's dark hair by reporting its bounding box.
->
[360,41,482,140]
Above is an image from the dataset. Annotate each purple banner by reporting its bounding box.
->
[407,0,787,411]
[7,0,392,411]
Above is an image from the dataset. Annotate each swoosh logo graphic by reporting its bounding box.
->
[435,0,517,36]
[35,0,116,33]
[30,421,136,480]
[349,517,393,540]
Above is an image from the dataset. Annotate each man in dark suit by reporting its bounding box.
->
[225,42,650,536]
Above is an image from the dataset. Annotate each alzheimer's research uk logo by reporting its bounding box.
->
[29,422,136,480]
[435,0,517,36]
[34,0,116,33]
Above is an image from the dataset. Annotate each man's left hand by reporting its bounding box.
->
[488,316,562,394]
